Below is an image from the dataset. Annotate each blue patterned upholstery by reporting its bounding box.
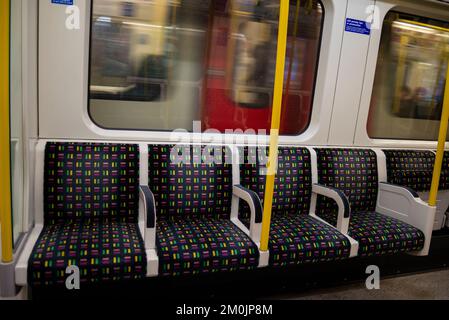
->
[239,147,312,225]
[439,151,449,190]
[29,221,146,287]
[29,143,147,287]
[239,146,351,266]
[383,150,436,192]
[269,214,350,266]
[149,144,258,276]
[315,149,378,226]
[148,144,232,220]
[315,148,425,256]
[157,218,259,276]
[349,212,425,256]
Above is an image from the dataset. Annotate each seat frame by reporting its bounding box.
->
[143,144,269,275]
[373,149,436,255]
[380,148,449,231]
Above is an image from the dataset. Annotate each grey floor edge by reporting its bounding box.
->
[269,269,449,300]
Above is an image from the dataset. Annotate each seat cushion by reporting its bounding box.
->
[29,220,147,287]
[269,214,351,267]
[348,212,425,256]
[157,218,259,276]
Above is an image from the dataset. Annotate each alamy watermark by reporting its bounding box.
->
[365,5,381,31]
[365,265,380,290]
[65,265,80,290]
[65,5,80,30]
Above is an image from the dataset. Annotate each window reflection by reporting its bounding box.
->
[89,0,323,134]
[368,12,449,140]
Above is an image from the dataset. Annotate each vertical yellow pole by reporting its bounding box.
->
[0,0,13,262]
[429,61,449,207]
[260,0,290,251]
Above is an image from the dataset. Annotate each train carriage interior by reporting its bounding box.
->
[2,0,449,305]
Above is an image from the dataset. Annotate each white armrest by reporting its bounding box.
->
[139,185,159,276]
[376,182,436,256]
[139,185,156,250]
[232,185,262,244]
[312,184,350,234]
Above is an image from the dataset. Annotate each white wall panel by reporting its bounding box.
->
[328,0,374,145]
[38,0,346,146]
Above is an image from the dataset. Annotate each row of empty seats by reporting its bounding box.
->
[16,142,446,288]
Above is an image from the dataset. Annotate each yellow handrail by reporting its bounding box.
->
[429,61,449,207]
[0,0,13,263]
[260,0,290,251]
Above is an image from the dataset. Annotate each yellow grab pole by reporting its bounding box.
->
[429,61,449,207]
[260,0,290,252]
[0,0,13,263]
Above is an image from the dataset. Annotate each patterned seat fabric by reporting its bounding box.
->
[148,144,233,220]
[440,151,449,190]
[239,147,350,266]
[349,212,425,256]
[29,143,147,287]
[269,214,351,266]
[157,218,259,276]
[149,144,258,276]
[239,146,312,225]
[383,150,436,192]
[29,221,146,287]
[315,148,378,226]
[315,148,425,255]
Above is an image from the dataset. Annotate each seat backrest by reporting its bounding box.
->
[383,149,435,192]
[44,142,139,224]
[148,144,233,220]
[315,148,378,214]
[438,151,449,190]
[239,146,312,218]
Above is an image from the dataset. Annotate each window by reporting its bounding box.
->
[367,12,449,140]
[89,0,323,135]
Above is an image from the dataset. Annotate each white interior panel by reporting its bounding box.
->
[328,0,374,145]
[38,0,345,146]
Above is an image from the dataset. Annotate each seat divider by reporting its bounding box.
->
[139,143,159,277]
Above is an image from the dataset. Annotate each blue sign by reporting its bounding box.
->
[345,18,371,35]
[51,0,74,5]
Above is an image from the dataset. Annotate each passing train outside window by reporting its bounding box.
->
[367,11,449,141]
[88,0,323,135]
